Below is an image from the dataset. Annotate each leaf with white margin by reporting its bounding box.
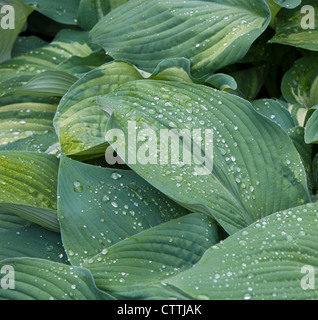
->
[13,71,78,97]
[281,55,318,109]
[270,0,318,51]
[90,0,271,77]
[0,151,59,231]
[0,29,94,96]
[54,61,143,156]
[12,36,48,58]
[0,95,58,150]
[54,59,197,157]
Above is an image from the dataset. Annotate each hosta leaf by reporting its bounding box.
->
[100,80,311,234]
[285,102,308,127]
[52,29,92,44]
[281,55,318,109]
[12,36,48,58]
[56,51,112,78]
[54,61,144,156]
[228,64,267,100]
[0,29,94,96]
[0,132,59,153]
[57,155,188,266]
[13,71,78,97]
[54,58,215,157]
[0,0,34,63]
[90,0,271,78]
[85,213,220,299]
[249,99,311,185]
[305,108,318,144]
[287,126,313,185]
[149,58,194,83]
[265,0,284,27]
[273,0,302,8]
[0,224,67,262]
[0,258,114,300]
[270,0,318,51]
[0,207,30,232]
[0,151,59,231]
[238,28,274,64]
[21,0,80,25]
[0,95,58,148]
[304,104,318,125]
[26,11,62,39]
[0,204,59,232]
[77,0,129,30]
[313,154,318,193]
[205,73,237,91]
[252,99,296,130]
[165,202,318,300]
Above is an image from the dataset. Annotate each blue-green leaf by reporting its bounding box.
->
[90,0,271,77]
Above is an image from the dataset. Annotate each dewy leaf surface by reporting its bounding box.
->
[273,0,301,8]
[0,29,94,96]
[252,99,296,130]
[0,0,34,63]
[12,36,48,58]
[0,95,58,148]
[0,258,114,300]
[90,0,271,77]
[21,0,81,25]
[0,151,59,231]
[270,0,318,51]
[0,207,30,232]
[281,55,318,109]
[54,61,144,156]
[305,108,318,144]
[85,213,220,299]
[0,224,67,262]
[77,0,129,30]
[54,59,195,156]
[100,80,311,234]
[57,156,189,266]
[13,71,78,97]
[165,202,318,300]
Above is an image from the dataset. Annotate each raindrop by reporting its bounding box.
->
[111,172,122,180]
[111,201,119,208]
[68,250,74,257]
[73,181,83,192]
[244,293,251,300]
[102,195,110,203]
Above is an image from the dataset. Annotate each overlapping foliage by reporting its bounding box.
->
[0,0,317,300]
